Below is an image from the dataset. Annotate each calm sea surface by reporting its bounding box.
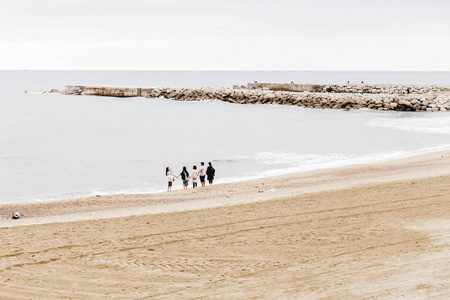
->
[1,71,450,204]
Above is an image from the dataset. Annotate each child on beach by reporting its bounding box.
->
[166,167,175,192]
[191,165,199,188]
[177,166,190,190]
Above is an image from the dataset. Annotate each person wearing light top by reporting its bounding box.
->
[191,165,199,188]
[166,167,175,192]
[198,162,206,187]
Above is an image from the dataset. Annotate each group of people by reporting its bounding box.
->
[165,162,215,192]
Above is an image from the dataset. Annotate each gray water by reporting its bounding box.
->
[1,71,450,204]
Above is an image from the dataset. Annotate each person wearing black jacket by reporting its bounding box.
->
[206,162,215,185]
[176,166,190,190]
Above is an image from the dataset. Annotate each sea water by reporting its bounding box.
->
[1,71,450,204]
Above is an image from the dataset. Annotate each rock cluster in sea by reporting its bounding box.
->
[318,84,443,94]
[144,87,450,111]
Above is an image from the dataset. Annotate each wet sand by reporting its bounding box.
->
[0,151,449,298]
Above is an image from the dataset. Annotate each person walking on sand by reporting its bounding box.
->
[176,166,190,190]
[191,165,199,188]
[198,162,206,187]
[166,167,175,192]
[206,162,215,185]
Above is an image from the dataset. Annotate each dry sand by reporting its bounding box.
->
[0,151,449,299]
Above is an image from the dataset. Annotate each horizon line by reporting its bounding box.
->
[3,70,450,72]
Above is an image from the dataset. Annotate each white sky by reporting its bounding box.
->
[1,0,449,70]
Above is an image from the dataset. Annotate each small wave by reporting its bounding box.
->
[217,145,450,183]
[89,187,167,197]
[253,152,346,166]
[368,116,450,134]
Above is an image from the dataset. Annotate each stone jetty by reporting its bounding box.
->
[62,84,450,112]
[247,83,448,94]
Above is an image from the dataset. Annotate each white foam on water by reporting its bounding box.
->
[368,115,450,134]
[215,144,450,184]
[253,152,346,166]
[38,144,450,201]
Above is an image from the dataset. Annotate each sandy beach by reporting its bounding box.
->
[3,0,450,298]
[1,150,449,299]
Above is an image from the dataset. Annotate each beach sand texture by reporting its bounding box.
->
[0,151,449,299]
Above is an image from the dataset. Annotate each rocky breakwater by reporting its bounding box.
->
[144,87,450,112]
[248,83,450,94]
[319,84,447,94]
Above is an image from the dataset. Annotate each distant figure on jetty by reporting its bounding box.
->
[166,167,175,192]
[198,162,206,187]
[361,81,365,94]
[191,165,199,188]
[206,162,215,185]
[176,166,190,190]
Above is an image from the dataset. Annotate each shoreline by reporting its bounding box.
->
[1,148,449,298]
[2,148,450,228]
[5,143,450,205]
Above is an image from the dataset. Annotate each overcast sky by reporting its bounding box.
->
[1,0,449,70]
